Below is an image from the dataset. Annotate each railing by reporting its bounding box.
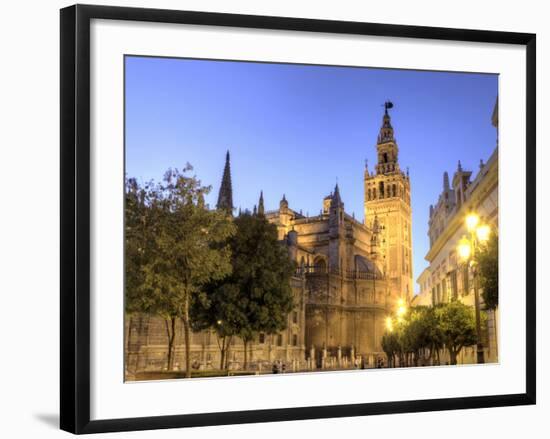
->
[295,265,384,280]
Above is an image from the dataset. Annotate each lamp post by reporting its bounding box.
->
[457,213,491,365]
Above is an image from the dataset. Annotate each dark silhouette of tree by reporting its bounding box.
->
[193,212,295,370]
[476,232,499,310]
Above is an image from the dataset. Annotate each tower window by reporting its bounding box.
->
[392,184,397,197]
[379,182,384,199]
[383,153,388,163]
[368,189,371,200]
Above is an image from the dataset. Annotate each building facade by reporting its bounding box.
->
[126,106,411,376]
[414,99,499,364]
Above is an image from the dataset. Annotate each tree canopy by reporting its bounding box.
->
[475,232,499,310]
[125,166,236,374]
[382,301,477,367]
[435,301,477,365]
[193,212,296,369]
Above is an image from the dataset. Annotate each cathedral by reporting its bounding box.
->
[126,104,413,376]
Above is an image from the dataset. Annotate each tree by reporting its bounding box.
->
[232,213,295,369]
[423,305,444,365]
[435,301,477,365]
[400,306,438,367]
[193,212,296,370]
[125,178,163,367]
[381,331,400,367]
[476,232,498,310]
[192,283,247,370]
[127,166,236,376]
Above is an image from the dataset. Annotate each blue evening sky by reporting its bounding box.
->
[125,56,498,291]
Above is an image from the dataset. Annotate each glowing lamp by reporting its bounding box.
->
[457,236,472,262]
[476,224,491,243]
[466,213,480,233]
[397,304,407,317]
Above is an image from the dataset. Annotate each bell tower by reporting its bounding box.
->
[364,102,413,301]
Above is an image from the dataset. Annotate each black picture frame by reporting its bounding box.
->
[60,4,536,434]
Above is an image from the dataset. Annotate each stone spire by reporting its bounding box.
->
[216,151,233,214]
[280,194,288,210]
[443,171,450,191]
[332,183,343,207]
[258,191,265,216]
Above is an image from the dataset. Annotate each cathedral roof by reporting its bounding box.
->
[354,254,383,277]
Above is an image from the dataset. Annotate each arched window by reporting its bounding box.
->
[379,182,384,199]
[392,184,397,197]
[368,189,371,200]
[314,257,327,273]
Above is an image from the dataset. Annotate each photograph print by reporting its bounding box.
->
[124,56,499,381]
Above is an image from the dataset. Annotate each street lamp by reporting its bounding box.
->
[385,316,394,333]
[476,224,491,243]
[465,213,480,233]
[458,212,491,365]
[396,298,407,317]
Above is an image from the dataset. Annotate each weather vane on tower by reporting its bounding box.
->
[384,100,394,115]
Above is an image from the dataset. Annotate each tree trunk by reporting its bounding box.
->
[243,339,249,370]
[182,293,192,378]
[224,336,233,371]
[449,348,457,365]
[220,346,225,371]
[219,336,226,370]
[126,314,134,370]
[164,317,176,371]
[225,339,230,371]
